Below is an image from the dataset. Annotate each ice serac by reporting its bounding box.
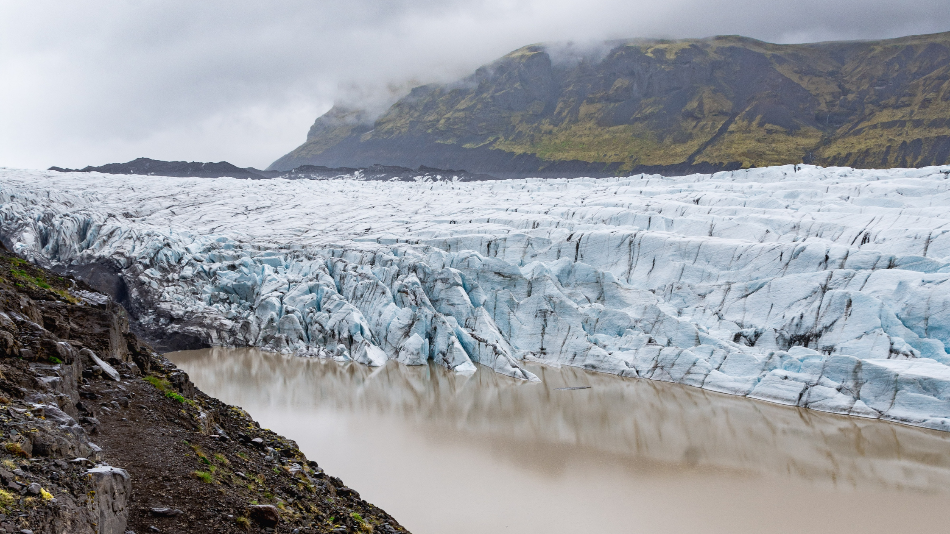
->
[2,165,950,428]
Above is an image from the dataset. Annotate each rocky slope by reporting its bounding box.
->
[0,243,408,533]
[3,165,950,432]
[271,32,950,177]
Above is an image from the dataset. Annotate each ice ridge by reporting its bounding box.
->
[2,165,950,429]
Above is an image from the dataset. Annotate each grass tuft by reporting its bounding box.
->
[4,442,29,458]
[165,390,186,403]
[352,512,373,533]
[143,375,168,389]
[11,269,51,290]
[144,375,193,405]
[0,489,15,511]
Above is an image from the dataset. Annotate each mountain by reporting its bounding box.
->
[51,157,497,181]
[51,157,275,179]
[270,32,950,177]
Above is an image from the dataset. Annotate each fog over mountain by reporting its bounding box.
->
[1,0,948,169]
[271,32,950,176]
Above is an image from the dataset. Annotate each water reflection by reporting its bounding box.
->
[169,348,950,534]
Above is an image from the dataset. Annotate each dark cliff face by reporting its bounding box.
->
[271,32,950,176]
[0,244,410,534]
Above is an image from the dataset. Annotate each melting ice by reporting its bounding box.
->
[3,165,950,430]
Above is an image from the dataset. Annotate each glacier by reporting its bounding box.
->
[2,165,950,429]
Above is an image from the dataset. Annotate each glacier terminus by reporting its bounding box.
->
[3,164,950,430]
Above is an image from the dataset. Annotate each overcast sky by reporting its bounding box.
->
[1,0,947,170]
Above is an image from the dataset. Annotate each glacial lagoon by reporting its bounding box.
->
[169,347,950,534]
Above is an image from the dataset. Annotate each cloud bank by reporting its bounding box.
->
[1,0,947,169]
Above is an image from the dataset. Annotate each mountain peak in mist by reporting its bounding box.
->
[271,31,950,177]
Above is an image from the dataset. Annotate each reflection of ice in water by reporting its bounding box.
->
[170,347,950,534]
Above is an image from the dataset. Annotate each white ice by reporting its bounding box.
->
[3,164,950,429]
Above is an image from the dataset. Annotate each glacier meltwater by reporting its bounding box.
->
[3,165,950,430]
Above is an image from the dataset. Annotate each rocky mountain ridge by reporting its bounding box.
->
[271,31,950,177]
[50,158,274,180]
[51,158,498,182]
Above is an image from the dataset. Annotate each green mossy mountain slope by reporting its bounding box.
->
[271,32,950,177]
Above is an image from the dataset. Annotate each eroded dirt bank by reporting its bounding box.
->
[0,242,407,533]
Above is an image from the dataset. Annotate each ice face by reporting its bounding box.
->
[3,165,950,429]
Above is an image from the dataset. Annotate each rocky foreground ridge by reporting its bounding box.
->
[0,243,407,533]
[272,31,950,177]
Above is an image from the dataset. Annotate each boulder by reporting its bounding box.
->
[85,465,130,534]
[80,349,120,382]
[248,504,280,527]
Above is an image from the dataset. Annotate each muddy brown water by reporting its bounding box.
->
[167,347,950,534]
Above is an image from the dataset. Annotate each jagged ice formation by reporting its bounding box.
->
[3,165,950,429]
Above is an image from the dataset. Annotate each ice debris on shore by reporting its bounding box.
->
[2,165,950,429]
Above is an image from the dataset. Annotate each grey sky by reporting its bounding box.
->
[1,0,947,170]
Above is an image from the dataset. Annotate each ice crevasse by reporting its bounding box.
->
[2,165,950,430]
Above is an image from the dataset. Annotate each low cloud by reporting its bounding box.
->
[1,0,947,169]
